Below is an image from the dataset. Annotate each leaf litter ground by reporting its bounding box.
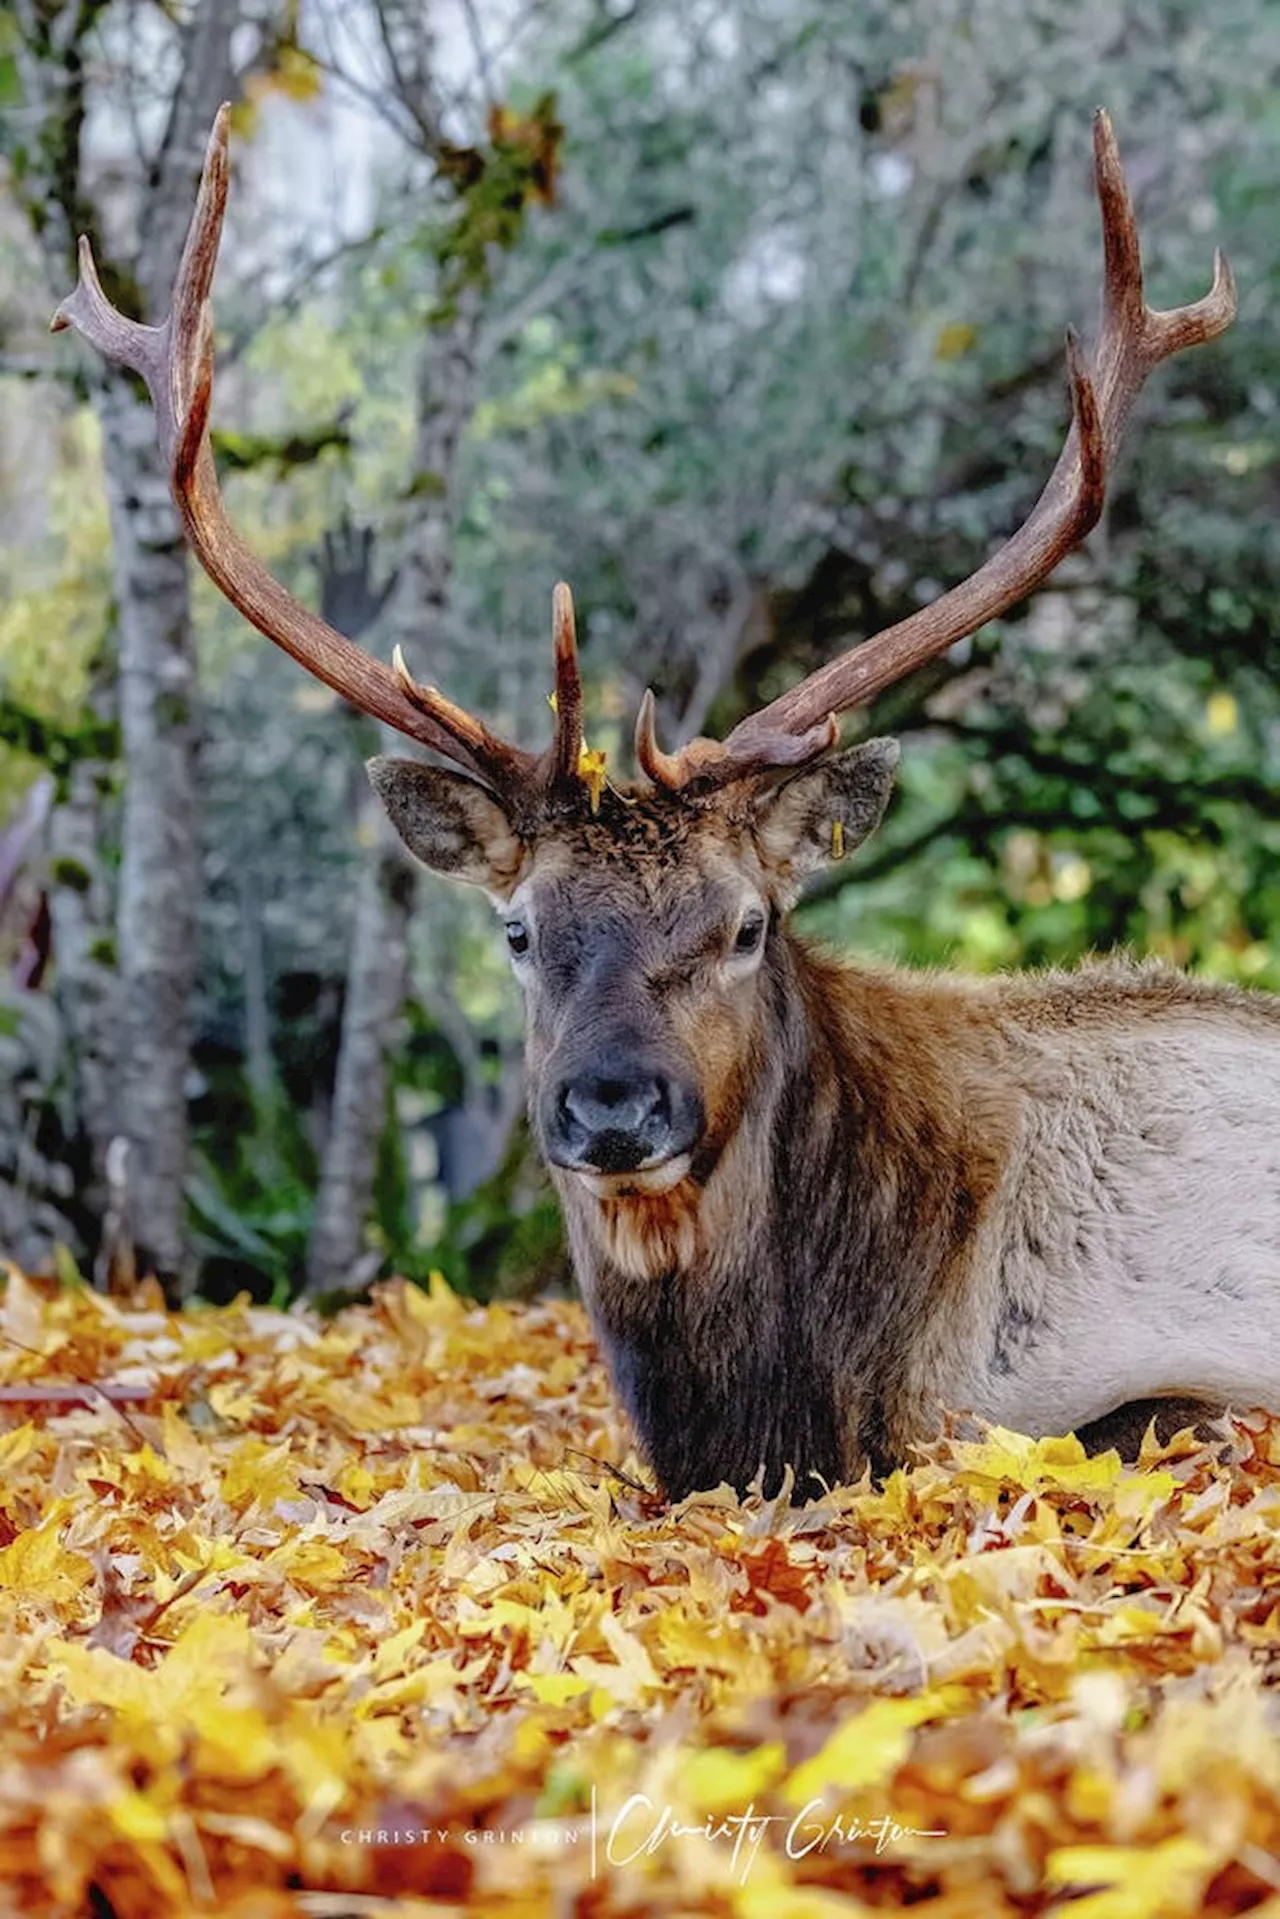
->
[0,1267,1277,1918]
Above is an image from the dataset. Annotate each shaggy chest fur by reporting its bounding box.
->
[555,944,1280,1499]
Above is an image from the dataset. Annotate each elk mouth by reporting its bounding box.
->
[570,1152,693,1200]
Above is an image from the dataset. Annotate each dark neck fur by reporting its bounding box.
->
[567,932,977,1499]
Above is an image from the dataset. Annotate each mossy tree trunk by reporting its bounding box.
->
[13,0,247,1287]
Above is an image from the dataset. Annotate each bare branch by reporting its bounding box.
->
[636,110,1236,795]
[368,0,449,159]
[459,0,496,108]
[139,0,242,316]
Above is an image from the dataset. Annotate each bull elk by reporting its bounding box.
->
[55,109,1279,1500]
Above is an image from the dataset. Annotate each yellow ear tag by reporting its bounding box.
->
[549,692,607,813]
[831,820,845,860]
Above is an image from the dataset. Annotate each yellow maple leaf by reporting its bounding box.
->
[107,1789,171,1844]
[206,1381,261,1424]
[676,1741,788,1814]
[331,1460,376,1509]
[736,1870,871,1919]
[0,1265,49,1348]
[1112,1469,1177,1517]
[399,1268,465,1327]
[119,1442,173,1486]
[368,1619,429,1679]
[1085,1603,1172,1646]
[0,1505,94,1601]
[782,1692,959,1806]
[220,1439,303,1509]
[262,1538,350,1589]
[278,1718,351,1804]
[0,1423,37,1471]
[578,744,608,813]
[1044,1836,1216,1918]
[160,1403,212,1479]
[571,1612,662,1707]
[547,691,608,810]
[106,1801,188,1902]
[954,1427,1123,1493]
[519,1671,597,1706]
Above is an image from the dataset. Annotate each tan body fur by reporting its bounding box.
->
[553,934,1280,1495]
[813,957,1280,1450]
[374,756,1280,1500]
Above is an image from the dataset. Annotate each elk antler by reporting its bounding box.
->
[638,109,1237,795]
[51,106,585,812]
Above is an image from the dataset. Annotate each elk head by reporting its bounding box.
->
[53,107,1235,1279]
[369,715,899,1274]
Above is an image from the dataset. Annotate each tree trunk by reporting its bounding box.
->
[305,294,482,1292]
[45,662,118,1219]
[12,0,247,1289]
[305,837,414,1291]
[95,370,200,1288]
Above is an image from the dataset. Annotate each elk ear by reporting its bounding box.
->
[367,758,528,897]
[752,738,899,896]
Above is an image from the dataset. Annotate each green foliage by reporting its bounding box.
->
[0,980,81,1273]
[0,701,118,798]
[0,406,114,814]
[3,0,1279,1300]
[430,94,565,315]
[187,1066,318,1306]
[459,0,1280,996]
[211,417,354,475]
[402,1119,567,1304]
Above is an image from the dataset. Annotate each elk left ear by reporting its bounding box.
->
[367,757,528,898]
[753,739,900,894]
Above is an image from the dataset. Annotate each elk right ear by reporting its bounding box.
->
[751,738,900,899]
[367,759,528,897]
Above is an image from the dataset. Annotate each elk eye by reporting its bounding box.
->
[734,911,765,956]
[505,919,531,959]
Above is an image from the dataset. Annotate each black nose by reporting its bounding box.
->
[548,1070,700,1174]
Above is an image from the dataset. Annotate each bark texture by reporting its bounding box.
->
[306,836,415,1291]
[45,676,118,1215]
[96,372,200,1283]
[15,0,245,1286]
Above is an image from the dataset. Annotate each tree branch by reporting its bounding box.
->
[221,226,388,364]
[140,0,243,315]
[368,0,449,159]
[458,0,496,109]
[11,0,112,286]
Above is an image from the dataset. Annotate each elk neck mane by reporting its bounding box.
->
[558,929,1279,1499]
[555,916,1013,1495]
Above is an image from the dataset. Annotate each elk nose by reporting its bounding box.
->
[554,1072,674,1174]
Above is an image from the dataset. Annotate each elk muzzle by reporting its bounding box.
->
[544,1061,704,1185]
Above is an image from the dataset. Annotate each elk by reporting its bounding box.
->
[55,109,1279,1500]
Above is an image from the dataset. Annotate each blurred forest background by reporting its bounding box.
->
[0,0,1276,1304]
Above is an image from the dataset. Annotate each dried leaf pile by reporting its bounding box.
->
[0,1266,1277,1918]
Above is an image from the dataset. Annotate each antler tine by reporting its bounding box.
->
[52,107,528,790]
[634,689,684,789]
[650,108,1235,792]
[636,692,838,795]
[544,582,585,790]
[390,645,540,794]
